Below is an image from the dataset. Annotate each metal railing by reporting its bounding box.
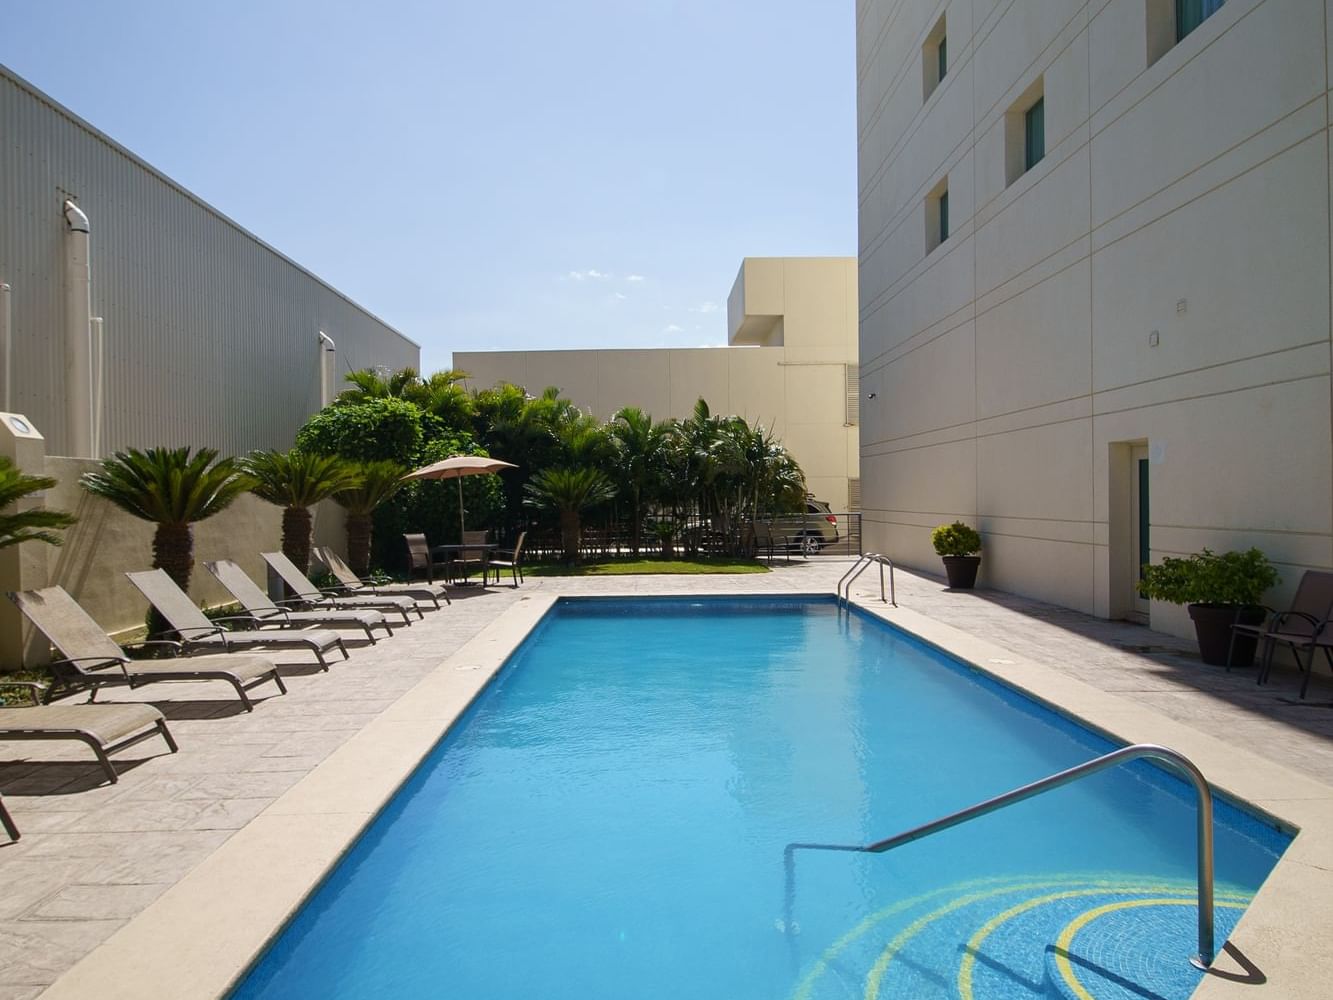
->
[837,552,896,607]
[783,743,1216,969]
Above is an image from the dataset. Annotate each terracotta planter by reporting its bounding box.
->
[942,555,980,589]
[1187,603,1265,667]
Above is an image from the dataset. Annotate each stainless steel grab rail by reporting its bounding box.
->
[782,743,1216,969]
[836,553,896,607]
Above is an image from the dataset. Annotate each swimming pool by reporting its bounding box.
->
[230,596,1289,1000]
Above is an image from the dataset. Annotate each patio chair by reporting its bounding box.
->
[486,532,527,588]
[1,680,177,786]
[0,794,16,841]
[1232,569,1333,699]
[404,533,447,584]
[205,560,392,644]
[125,569,347,671]
[261,551,422,626]
[315,548,450,609]
[752,522,791,565]
[451,530,490,585]
[8,587,285,712]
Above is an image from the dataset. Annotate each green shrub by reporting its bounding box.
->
[295,398,424,465]
[931,521,981,557]
[1137,547,1278,606]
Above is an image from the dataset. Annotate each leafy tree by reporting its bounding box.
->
[0,458,76,549]
[296,398,424,465]
[81,449,251,632]
[609,407,667,554]
[333,461,408,576]
[242,450,362,575]
[523,467,616,563]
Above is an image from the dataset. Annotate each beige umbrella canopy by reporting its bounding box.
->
[402,455,518,541]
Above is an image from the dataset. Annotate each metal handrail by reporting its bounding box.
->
[783,743,1216,969]
[837,553,896,607]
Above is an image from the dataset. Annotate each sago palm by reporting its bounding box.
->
[81,448,251,597]
[0,458,76,549]
[242,450,362,575]
[523,467,616,563]
[332,460,408,576]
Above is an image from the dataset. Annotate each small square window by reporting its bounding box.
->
[1024,98,1045,172]
[925,178,949,255]
[1176,0,1225,42]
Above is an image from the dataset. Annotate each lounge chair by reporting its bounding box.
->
[205,559,392,643]
[125,569,348,671]
[0,794,16,841]
[485,531,527,588]
[404,533,447,583]
[1,681,177,786]
[8,587,285,712]
[316,548,450,608]
[261,551,422,625]
[752,522,792,565]
[1231,569,1333,699]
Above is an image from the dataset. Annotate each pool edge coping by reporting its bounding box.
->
[32,589,1333,1000]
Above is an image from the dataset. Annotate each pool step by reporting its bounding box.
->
[791,873,1250,1000]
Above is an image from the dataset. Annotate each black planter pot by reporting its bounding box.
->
[942,555,981,589]
[1187,603,1266,667]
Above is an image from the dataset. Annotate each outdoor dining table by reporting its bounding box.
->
[430,543,498,586]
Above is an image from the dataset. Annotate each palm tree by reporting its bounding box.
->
[242,450,362,575]
[523,467,616,563]
[332,461,407,576]
[609,407,666,554]
[335,367,420,405]
[81,447,251,598]
[0,458,76,549]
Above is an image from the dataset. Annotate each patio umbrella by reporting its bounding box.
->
[402,454,518,541]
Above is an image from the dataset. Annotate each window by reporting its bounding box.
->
[1176,0,1225,41]
[922,15,947,102]
[1004,77,1045,186]
[1024,98,1045,171]
[925,178,949,254]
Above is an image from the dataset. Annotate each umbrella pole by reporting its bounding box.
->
[457,477,465,542]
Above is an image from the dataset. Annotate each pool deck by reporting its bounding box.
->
[0,559,1330,999]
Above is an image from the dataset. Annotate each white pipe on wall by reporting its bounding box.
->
[318,331,336,408]
[63,200,94,458]
[91,316,105,458]
[0,282,11,412]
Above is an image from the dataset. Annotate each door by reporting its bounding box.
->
[1129,445,1150,623]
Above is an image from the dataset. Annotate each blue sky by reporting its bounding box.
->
[1,0,855,374]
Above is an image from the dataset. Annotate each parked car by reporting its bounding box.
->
[770,499,840,555]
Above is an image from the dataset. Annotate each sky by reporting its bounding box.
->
[0,0,856,374]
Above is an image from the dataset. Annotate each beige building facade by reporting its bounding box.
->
[455,257,861,509]
[857,0,1333,635]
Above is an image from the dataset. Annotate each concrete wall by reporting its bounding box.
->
[0,64,419,456]
[456,257,860,509]
[856,0,1332,636]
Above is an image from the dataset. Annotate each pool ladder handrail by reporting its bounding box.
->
[783,743,1216,969]
[837,553,896,608]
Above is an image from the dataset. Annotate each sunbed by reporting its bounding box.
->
[316,547,449,608]
[125,569,348,671]
[1,680,177,787]
[8,587,285,712]
[205,560,391,643]
[261,551,422,625]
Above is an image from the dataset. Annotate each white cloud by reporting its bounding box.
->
[566,269,611,281]
[625,274,646,283]
[611,292,628,301]
[689,301,720,314]
[663,323,684,334]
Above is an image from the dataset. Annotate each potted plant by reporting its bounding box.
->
[1137,547,1279,666]
[932,521,982,589]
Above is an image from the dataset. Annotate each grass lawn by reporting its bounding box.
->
[526,557,769,576]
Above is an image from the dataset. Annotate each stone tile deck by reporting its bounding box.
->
[0,560,1329,998]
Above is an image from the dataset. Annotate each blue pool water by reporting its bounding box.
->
[231,597,1288,1000]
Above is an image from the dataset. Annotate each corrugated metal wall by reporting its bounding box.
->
[0,65,419,456]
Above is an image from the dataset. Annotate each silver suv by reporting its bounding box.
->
[773,499,840,555]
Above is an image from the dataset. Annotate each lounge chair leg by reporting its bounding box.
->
[363,625,378,644]
[337,639,349,660]
[0,799,19,842]
[271,671,287,696]
[233,682,255,713]
[91,744,119,784]
[314,648,330,672]
[157,719,179,754]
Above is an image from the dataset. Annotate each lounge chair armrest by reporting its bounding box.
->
[122,639,185,657]
[0,680,48,705]
[170,625,227,640]
[272,597,314,609]
[1272,611,1321,629]
[211,615,262,629]
[51,655,133,681]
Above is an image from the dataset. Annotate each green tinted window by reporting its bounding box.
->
[1024,98,1045,172]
